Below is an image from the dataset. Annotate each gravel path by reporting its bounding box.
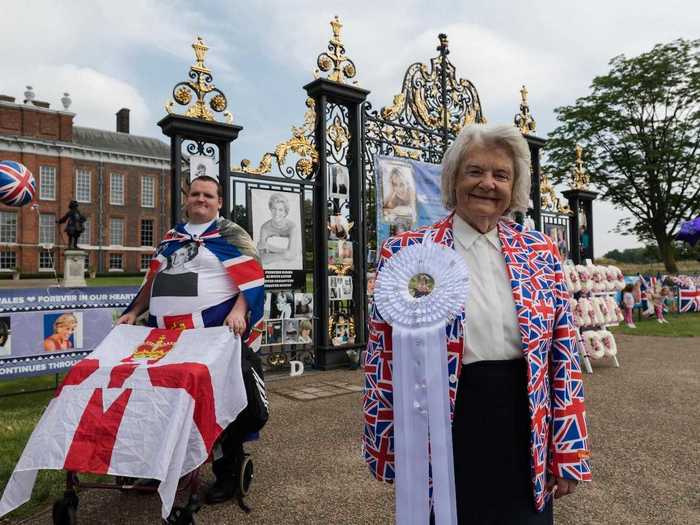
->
[13,334,699,524]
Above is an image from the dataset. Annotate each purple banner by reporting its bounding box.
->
[0,286,138,379]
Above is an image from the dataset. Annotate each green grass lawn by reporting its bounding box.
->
[0,375,109,521]
[0,376,64,521]
[610,311,700,337]
[87,276,143,287]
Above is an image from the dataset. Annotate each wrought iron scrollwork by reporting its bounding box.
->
[184,140,217,159]
[234,98,319,180]
[326,103,350,166]
[362,33,486,254]
[165,37,233,124]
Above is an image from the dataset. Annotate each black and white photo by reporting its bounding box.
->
[189,155,217,182]
[329,164,349,197]
[250,188,303,270]
[294,293,313,318]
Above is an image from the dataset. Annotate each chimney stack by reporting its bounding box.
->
[116,108,130,133]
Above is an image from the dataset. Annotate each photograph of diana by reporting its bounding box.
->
[188,154,216,182]
[43,312,83,352]
[294,293,313,318]
[380,161,417,227]
[250,189,304,270]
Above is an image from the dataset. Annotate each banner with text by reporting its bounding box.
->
[0,286,138,379]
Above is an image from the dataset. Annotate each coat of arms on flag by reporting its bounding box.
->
[0,325,248,520]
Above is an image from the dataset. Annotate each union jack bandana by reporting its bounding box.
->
[126,218,265,350]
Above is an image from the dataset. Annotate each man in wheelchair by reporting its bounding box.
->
[117,175,268,505]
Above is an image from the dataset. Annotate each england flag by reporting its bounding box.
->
[0,325,247,520]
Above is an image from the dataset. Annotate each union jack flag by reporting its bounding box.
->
[363,212,591,512]
[0,161,36,207]
[679,289,700,313]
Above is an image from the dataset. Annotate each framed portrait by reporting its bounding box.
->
[296,318,313,344]
[328,240,339,267]
[329,165,349,198]
[265,320,283,345]
[270,291,294,319]
[379,160,417,227]
[249,188,304,270]
[189,155,217,182]
[337,240,353,269]
[294,293,313,318]
[282,319,299,343]
[338,276,353,300]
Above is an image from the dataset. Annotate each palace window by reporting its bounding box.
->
[0,251,16,270]
[39,249,54,271]
[75,169,91,203]
[110,218,124,246]
[140,253,152,271]
[140,219,154,247]
[39,166,56,200]
[110,173,124,205]
[79,219,91,246]
[0,211,17,243]
[39,214,56,245]
[141,176,155,208]
[109,253,123,270]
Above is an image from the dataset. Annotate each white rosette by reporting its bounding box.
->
[374,240,469,525]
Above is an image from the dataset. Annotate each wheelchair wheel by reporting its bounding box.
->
[239,456,254,496]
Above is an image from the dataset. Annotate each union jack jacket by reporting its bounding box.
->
[363,213,591,511]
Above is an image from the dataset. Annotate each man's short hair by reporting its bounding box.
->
[188,176,222,198]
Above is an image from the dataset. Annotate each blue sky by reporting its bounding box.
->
[2,0,698,255]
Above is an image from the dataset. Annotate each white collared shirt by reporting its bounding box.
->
[452,214,522,364]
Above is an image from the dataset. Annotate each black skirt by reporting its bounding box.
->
[451,359,553,525]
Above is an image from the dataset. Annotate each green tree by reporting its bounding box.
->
[545,39,700,273]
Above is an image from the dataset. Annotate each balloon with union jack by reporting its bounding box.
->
[0,161,36,207]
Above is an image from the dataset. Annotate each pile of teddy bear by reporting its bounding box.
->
[563,263,625,360]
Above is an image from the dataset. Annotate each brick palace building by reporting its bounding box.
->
[0,88,171,275]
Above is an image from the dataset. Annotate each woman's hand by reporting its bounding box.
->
[115,312,138,325]
[546,477,578,498]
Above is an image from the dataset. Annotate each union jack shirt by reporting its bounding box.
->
[363,213,591,511]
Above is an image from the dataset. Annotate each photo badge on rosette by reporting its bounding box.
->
[373,239,469,525]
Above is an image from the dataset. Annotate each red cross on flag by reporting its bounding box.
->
[0,325,247,520]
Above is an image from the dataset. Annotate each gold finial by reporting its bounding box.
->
[165,36,233,123]
[514,84,536,134]
[330,15,343,45]
[571,144,590,190]
[315,16,358,84]
[191,36,210,73]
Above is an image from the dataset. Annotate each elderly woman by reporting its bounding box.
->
[363,124,590,524]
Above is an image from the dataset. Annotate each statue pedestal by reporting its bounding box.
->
[62,250,87,288]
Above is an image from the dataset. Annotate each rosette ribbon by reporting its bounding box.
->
[374,239,470,525]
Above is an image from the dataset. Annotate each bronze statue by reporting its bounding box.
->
[57,200,86,250]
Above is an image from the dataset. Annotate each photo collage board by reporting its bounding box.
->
[246,184,313,348]
[327,164,357,347]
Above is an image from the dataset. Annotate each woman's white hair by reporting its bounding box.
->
[441,123,531,214]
